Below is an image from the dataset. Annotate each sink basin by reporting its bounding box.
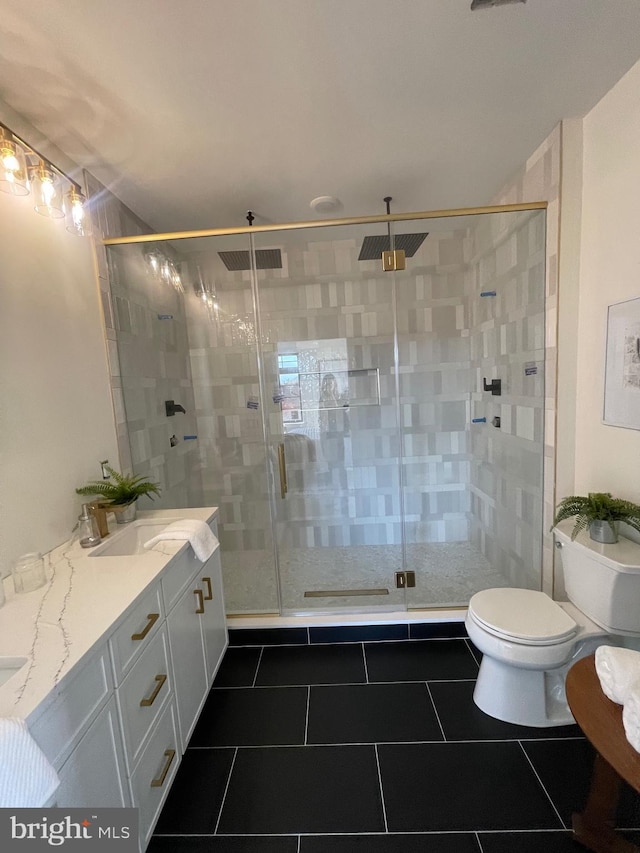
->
[88,521,172,558]
[0,656,28,688]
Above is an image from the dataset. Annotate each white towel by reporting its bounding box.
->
[595,645,640,705]
[0,718,59,807]
[143,519,219,562]
[623,684,640,753]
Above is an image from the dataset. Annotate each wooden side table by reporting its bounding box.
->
[566,654,640,853]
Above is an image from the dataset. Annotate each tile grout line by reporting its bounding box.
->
[251,646,265,688]
[464,637,482,667]
[228,636,469,650]
[474,830,485,852]
[188,734,586,750]
[425,681,447,742]
[362,643,370,684]
[374,744,389,834]
[304,685,310,745]
[213,747,238,835]
[517,740,567,829]
[297,834,301,853]
[213,678,480,690]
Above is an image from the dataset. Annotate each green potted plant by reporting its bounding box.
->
[76,466,161,524]
[552,492,640,544]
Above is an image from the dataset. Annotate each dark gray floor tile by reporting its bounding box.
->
[154,749,235,834]
[213,647,262,687]
[307,683,443,744]
[429,681,581,740]
[150,838,298,853]
[378,742,563,831]
[190,686,308,746]
[229,627,309,646]
[365,639,478,682]
[255,644,366,686]
[309,625,408,644]
[409,622,468,639]
[522,739,640,829]
[218,745,384,833]
[478,830,592,852]
[301,834,480,852]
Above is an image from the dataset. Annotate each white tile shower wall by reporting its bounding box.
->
[186,230,472,601]
[86,174,203,510]
[491,124,561,595]
[466,208,547,589]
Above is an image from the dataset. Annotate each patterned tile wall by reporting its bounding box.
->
[85,174,203,510]
[466,210,546,589]
[490,124,561,595]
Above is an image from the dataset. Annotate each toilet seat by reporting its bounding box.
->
[468,588,578,646]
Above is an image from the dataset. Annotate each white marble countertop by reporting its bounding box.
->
[0,507,217,726]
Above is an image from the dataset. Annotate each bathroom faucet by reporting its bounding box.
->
[88,502,110,538]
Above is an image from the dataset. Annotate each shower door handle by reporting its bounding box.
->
[278,442,288,499]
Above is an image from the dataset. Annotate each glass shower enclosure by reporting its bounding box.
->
[106,205,547,617]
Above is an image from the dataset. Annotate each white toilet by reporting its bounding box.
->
[465,519,640,727]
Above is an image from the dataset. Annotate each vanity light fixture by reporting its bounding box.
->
[30,159,65,219]
[0,122,91,235]
[65,186,91,236]
[0,127,29,196]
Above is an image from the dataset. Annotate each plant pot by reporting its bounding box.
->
[589,520,619,544]
[112,502,137,524]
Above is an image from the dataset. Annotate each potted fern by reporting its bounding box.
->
[76,466,161,524]
[552,492,640,544]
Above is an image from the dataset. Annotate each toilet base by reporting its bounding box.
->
[473,655,575,727]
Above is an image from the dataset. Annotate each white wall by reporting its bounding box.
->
[0,118,118,576]
[572,59,640,500]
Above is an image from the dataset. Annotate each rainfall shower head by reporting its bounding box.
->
[470,0,526,9]
[218,249,282,271]
[358,233,428,262]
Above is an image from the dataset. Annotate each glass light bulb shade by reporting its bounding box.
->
[64,187,91,236]
[30,162,64,218]
[0,139,29,196]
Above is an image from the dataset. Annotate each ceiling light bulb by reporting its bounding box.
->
[0,135,29,196]
[65,186,91,236]
[31,161,64,218]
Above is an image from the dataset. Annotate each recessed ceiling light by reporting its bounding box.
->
[310,196,341,214]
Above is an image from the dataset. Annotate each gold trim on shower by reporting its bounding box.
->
[278,442,288,499]
[102,201,548,246]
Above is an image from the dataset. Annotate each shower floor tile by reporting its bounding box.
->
[364,638,479,682]
[151,636,640,848]
[307,682,443,744]
[255,642,366,686]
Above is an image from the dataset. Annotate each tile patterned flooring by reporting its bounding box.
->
[148,628,640,852]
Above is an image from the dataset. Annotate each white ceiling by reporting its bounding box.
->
[1,0,640,234]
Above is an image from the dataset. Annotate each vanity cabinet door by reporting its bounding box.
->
[199,549,228,684]
[53,695,130,808]
[165,582,208,752]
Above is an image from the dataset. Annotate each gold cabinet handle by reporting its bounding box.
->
[150,748,176,788]
[194,588,205,614]
[140,674,167,707]
[278,442,288,499]
[202,576,213,601]
[131,613,160,641]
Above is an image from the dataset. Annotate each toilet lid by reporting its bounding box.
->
[469,588,578,644]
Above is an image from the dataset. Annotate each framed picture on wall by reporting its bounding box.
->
[603,296,640,430]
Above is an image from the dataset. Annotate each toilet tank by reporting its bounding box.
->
[554,520,640,635]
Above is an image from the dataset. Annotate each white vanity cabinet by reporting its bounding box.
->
[18,509,228,853]
[164,535,227,751]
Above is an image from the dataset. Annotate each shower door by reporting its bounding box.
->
[253,224,407,614]
[392,210,547,608]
